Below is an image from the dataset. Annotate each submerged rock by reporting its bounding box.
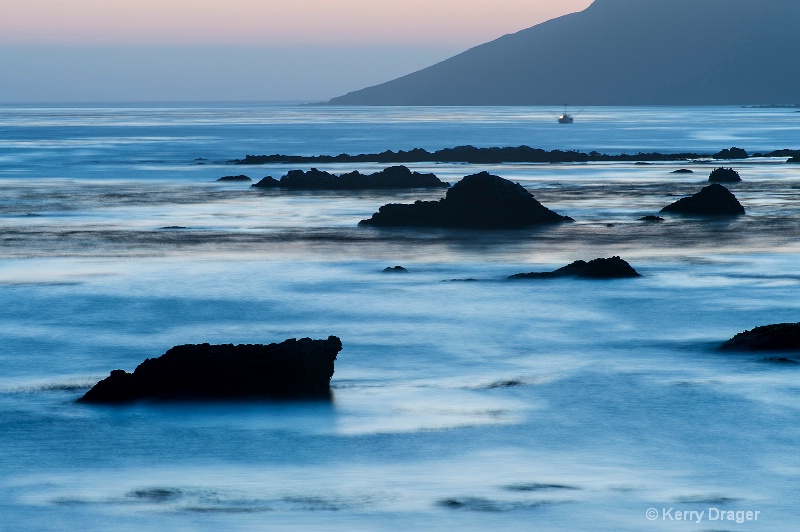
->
[359,172,572,228]
[79,336,342,403]
[640,215,665,222]
[383,266,408,273]
[719,323,800,352]
[252,165,448,190]
[708,167,741,183]
[788,157,800,164]
[660,184,745,216]
[217,175,252,182]
[671,169,694,174]
[509,256,640,280]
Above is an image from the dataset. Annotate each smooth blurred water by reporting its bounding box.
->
[0,104,799,531]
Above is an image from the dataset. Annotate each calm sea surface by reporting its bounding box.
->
[1,104,799,531]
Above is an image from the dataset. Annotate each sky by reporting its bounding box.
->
[0,0,593,103]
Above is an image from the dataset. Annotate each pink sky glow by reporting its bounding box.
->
[3,0,593,46]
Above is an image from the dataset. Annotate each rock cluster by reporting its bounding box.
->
[252,166,448,190]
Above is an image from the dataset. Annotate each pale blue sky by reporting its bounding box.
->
[0,1,591,103]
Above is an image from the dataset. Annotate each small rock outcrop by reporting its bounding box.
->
[383,266,408,273]
[788,157,800,164]
[509,257,640,280]
[640,215,664,222]
[671,169,694,174]
[719,323,800,352]
[252,166,448,190]
[660,184,745,216]
[713,147,748,160]
[359,172,572,228]
[708,167,741,183]
[217,175,252,182]
[79,336,343,403]
[253,176,280,187]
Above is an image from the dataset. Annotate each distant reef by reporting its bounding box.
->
[359,171,571,229]
[252,165,449,190]
[79,337,342,403]
[232,146,800,166]
[509,257,640,280]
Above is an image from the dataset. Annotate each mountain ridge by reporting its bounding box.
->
[328,0,800,106]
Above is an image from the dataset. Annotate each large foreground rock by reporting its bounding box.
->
[660,184,745,216]
[509,257,640,279]
[252,165,448,190]
[79,336,342,403]
[359,172,572,228]
[719,323,800,352]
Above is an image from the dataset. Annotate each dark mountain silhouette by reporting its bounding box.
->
[328,0,800,106]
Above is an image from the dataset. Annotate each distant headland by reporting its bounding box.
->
[327,0,800,106]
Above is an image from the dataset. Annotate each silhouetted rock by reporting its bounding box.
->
[217,175,252,182]
[359,172,571,228]
[713,147,748,160]
[253,176,280,187]
[708,167,741,183]
[719,323,800,352]
[788,157,800,164]
[251,166,448,190]
[383,266,408,273]
[509,257,640,279]
[640,215,664,222]
[660,184,745,216]
[671,169,694,174]
[79,336,342,403]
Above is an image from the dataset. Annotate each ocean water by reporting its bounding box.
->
[1,103,799,531]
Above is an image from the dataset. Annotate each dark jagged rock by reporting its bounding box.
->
[708,167,741,183]
[383,266,408,273]
[509,257,640,279]
[671,169,694,174]
[79,336,342,403]
[788,157,800,164]
[253,176,280,187]
[217,175,252,182]
[640,215,665,222]
[660,184,745,216]
[252,166,448,190]
[713,147,748,160]
[359,172,571,228]
[719,323,800,352]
